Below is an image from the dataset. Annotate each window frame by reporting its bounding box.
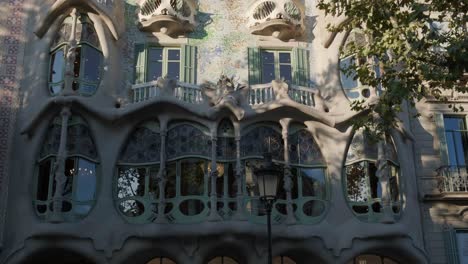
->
[260,49,293,84]
[48,13,103,96]
[144,45,182,83]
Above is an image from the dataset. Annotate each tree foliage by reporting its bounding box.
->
[317,0,468,137]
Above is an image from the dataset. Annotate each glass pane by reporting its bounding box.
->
[168,49,180,60]
[50,84,63,95]
[82,46,102,83]
[149,166,160,199]
[167,62,180,80]
[262,51,274,63]
[368,163,381,199]
[81,21,100,48]
[444,116,467,166]
[179,199,205,216]
[279,65,292,82]
[279,52,291,63]
[79,83,97,95]
[346,162,368,202]
[262,63,275,83]
[273,256,296,264]
[73,47,81,78]
[119,200,144,217]
[74,158,96,202]
[389,165,399,202]
[147,257,177,264]
[227,163,236,198]
[50,49,65,83]
[63,158,76,198]
[208,257,239,264]
[117,167,146,198]
[165,162,176,198]
[147,61,163,81]
[301,168,326,198]
[148,48,163,61]
[340,56,358,90]
[37,159,52,201]
[180,159,205,196]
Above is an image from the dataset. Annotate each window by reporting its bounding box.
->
[339,30,380,100]
[347,255,399,264]
[116,122,211,223]
[344,131,401,221]
[248,47,310,86]
[435,115,468,192]
[146,257,176,264]
[207,256,239,264]
[49,13,103,96]
[273,256,296,264]
[261,50,292,83]
[134,44,197,84]
[35,115,98,220]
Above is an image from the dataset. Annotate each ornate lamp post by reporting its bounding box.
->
[254,152,281,264]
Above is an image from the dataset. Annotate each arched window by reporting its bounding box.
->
[165,123,211,222]
[35,115,98,220]
[49,12,103,96]
[273,256,297,264]
[214,119,237,218]
[146,257,176,264]
[207,256,239,264]
[116,121,161,222]
[347,254,399,264]
[288,128,327,221]
[241,124,286,223]
[339,29,380,100]
[344,131,401,221]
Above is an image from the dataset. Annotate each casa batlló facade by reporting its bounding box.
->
[0,0,466,263]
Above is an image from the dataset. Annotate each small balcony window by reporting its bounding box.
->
[261,50,292,83]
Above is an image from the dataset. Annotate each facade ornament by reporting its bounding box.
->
[136,0,197,37]
[200,75,250,107]
[376,137,395,224]
[271,79,290,100]
[156,76,178,97]
[247,0,305,41]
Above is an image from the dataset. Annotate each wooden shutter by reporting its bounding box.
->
[181,45,197,84]
[434,113,449,165]
[443,228,460,264]
[134,43,146,84]
[292,48,310,87]
[248,47,261,85]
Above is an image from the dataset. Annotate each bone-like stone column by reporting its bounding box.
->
[378,136,395,224]
[233,135,246,220]
[280,118,295,224]
[156,127,168,223]
[208,134,221,221]
[50,106,71,223]
[63,9,78,96]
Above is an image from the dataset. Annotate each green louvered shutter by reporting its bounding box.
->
[443,228,460,264]
[134,43,146,84]
[435,113,449,165]
[248,47,262,85]
[292,48,310,87]
[181,45,197,84]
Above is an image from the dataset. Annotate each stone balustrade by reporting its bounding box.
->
[132,81,316,107]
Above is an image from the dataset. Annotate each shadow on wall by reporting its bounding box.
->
[22,248,95,264]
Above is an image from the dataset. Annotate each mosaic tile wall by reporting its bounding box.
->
[0,0,26,247]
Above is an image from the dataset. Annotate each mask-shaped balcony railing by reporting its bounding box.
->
[136,0,197,37]
[247,0,305,41]
[436,165,468,192]
[131,79,316,108]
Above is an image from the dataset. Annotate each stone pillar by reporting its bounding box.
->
[63,9,79,96]
[208,135,221,221]
[156,128,168,223]
[233,136,245,220]
[377,137,395,224]
[280,118,295,224]
[50,106,71,223]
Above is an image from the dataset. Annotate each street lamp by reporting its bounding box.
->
[254,152,281,264]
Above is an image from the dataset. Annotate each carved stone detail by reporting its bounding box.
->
[200,75,250,107]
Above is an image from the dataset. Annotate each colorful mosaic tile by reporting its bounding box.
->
[0,0,26,247]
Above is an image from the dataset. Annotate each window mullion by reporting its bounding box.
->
[274,51,280,80]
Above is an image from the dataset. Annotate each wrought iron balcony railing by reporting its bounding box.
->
[436,165,468,192]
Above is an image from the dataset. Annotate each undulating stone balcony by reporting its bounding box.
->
[131,80,317,108]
